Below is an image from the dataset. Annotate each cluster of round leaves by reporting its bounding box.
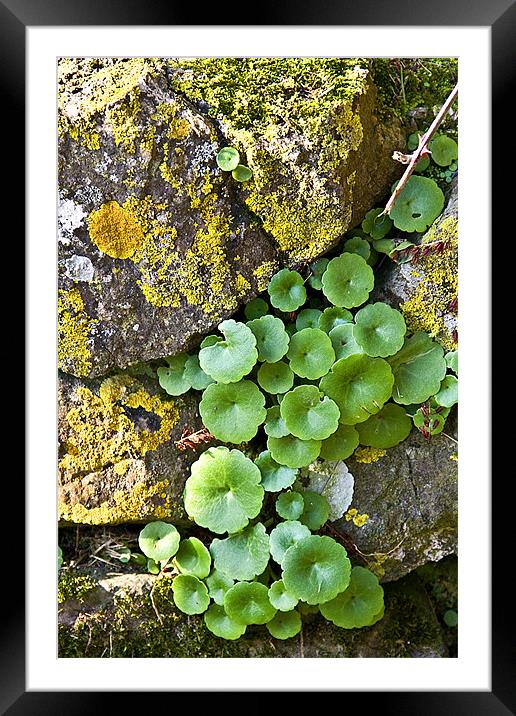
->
[216,145,253,182]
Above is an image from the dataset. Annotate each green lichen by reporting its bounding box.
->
[168,58,371,261]
[58,571,97,605]
[58,288,98,377]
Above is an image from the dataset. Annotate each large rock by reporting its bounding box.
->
[372,177,458,351]
[58,369,206,526]
[58,562,448,658]
[335,409,458,582]
[58,58,404,378]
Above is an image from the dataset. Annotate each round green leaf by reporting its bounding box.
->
[356,402,412,448]
[232,164,253,182]
[429,134,458,167]
[320,566,384,628]
[298,490,330,530]
[224,581,277,625]
[275,491,305,521]
[257,361,294,394]
[268,580,299,611]
[184,446,264,534]
[407,132,419,151]
[210,523,270,581]
[373,238,395,256]
[443,609,458,627]
[287,328,335,380]
[343,236,371,261]
[280,385,340,441]
[445,350,458,375]
[255,450,298,492]
[172,574,210,615]
[388,332,446,405]
[200,335,219,349]
[296,309,323,331]
[413,408,446,436]
[390,176,444,233]
[329,324,364,360]
[322,253,374,308]
[204,603,247,640]
[157,353,191,396]
[244,297,269,321]
[138,521,180,562]
[320,355,394,425]
[268,268,306,312]
[308,258,329,290]
[205,570,234,606]
[58,546,63,571]
[175,537,211,578]
[318,307,353,334]
[320,423,359,461]
[147,558,160,574]
[282,535,351,605]
[269,520,311,565]
[264,405,289,438]
[216,146,240,171]
[268,434,321,468]
[247,314,289,363]
[353,303,407,358]
[266,610,302,639]
[198,319,257,384]
[362,208,393,240]
[414,155,430,173]
[184,354,214,390]
[199,380,266,443]
[434,375,458,408]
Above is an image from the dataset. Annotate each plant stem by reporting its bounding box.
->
[380,83,458,217]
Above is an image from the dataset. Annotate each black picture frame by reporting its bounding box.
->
[9,0,507,711]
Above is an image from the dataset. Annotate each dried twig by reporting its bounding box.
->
[380,83,458,217]
[174,426,215,452]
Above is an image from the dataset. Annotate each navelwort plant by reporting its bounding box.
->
[140,226,457,640]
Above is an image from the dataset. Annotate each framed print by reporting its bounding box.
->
[7,0,508,709]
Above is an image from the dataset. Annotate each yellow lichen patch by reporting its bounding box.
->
[58,288,97,377]
[235,273,251,297]
[354,447,386,464]
[253,260,279,291]
[450,453,458,462]
[88,201,145,259]
[344,507,370,527]
[401,237,458,351]
[59,374,179,478]
[106,88,142,154]
[59,480,172,525]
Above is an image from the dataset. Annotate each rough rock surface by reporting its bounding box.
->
[58,562,448,658]
[338,408,457,582]
[58,57,404,378]
[372,177,458,351]
[58,369,206,526]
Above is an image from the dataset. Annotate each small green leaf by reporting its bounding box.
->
[413,408,446,436]
[296,308,323,331]
[58,546,63,571]
[268,580,299,611]
[266,610,302,639]
[269,520,311,565]
[275,491,305,521]
[388,332,446,405]
[329,324,364,360]
[255,450,298,492]
[434,375,458,408]
[268,269,306,312]
[224,581,277,625]
[319,423,359,461]
[308,258,329,290]
[445,350,458,375]
[184,446,264,534]
[429,134,458,167]
[280,385,340,441]
[147,558,160,574]
[210,523,270,581]
[205,570,234,606]
[298,491,330,530]
[264,406,289,438]
[356,402,412,448]
[247,314,289,363]
[320,354,394,425]
[282,535,351,605]
[257,361,294,394]
[443,609,458,627]
[138,521,180,562]
[287,328,335,380]
[244,297,269,321]
[184,354,214,390]
[319,566,384,628]
[157,353,191,396]
[322,253,374,308]
[175,537,211,578]
[172,574,210,615]
[353,303,407,358]
[199,380,266,443]
[216,146,240,171]
[318,307,353,334]
[198,319,258,384]
[204,603,247,640]
[232,164,253,182]
[361,208,392,240]
[343,236,371,261]
[390,176,444,233]
[267,434,321,468]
